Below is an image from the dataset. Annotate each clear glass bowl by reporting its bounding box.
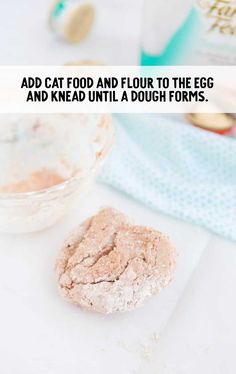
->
[0,114,114,233]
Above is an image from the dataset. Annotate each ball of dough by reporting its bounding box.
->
[56,208,177,314]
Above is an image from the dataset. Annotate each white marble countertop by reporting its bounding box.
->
[0,1,235,373]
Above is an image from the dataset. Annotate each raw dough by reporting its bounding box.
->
[56,208,177,314]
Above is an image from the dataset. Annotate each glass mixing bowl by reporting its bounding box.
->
[0,114,114,233]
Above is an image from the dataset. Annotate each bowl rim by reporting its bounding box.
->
[0,114,114,201]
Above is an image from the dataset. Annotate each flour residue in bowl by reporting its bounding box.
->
[0,114,104,193]
[0,114,113,233]
[0,168,66,193]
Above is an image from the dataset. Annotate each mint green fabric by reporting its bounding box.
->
[99,114,236,241]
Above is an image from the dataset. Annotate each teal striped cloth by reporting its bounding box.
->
[99,114,236,241]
